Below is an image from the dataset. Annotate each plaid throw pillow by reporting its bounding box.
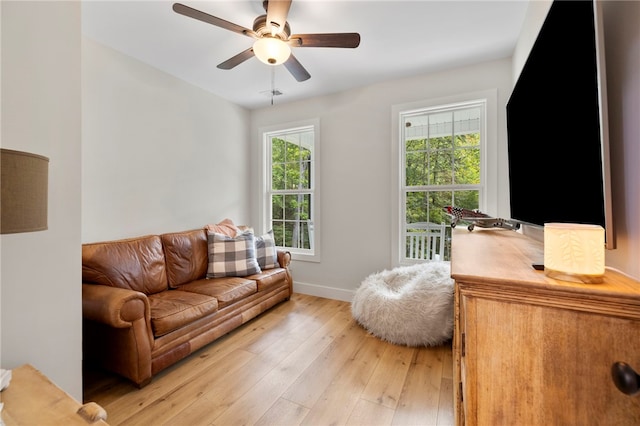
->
[206,231,261,278]
[255,230,279,269]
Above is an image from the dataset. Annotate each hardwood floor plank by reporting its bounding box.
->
[83,294,454,426]
[360,343,416,409]
[207,303,354,425]
[346,398,396,426]
[152,325,309,426]
[110,349,257,425]
[437,377,455,426]
[440,342,454,380]
[437,344,455,425]
[299,331,386,425]
[83,366,133,408]
[280,319,368,408]
[240,296,338,355]
[254,398,310,426]
[392,346,446,426]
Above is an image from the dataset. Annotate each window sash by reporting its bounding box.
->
[400,101,486,262]
[265,125,316,256]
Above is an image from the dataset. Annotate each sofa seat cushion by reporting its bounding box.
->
[148,290,219,337]
[161,229,208,288]
[82,235,168,295]
[179,277,257,309]
[247,268,288,292]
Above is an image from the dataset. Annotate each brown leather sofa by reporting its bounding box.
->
[81,228,292,387]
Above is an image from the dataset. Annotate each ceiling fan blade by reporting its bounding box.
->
[289,33,361,48]
[173,3,257,38]
[284,53,311,82]
[217,48,255,70]
[266,0,292,35]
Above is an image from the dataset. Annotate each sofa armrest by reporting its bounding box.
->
[82,283,154,387]
[277,250,291,268]
[82,283,150,328]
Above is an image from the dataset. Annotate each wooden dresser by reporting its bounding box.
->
[451,229,640,425]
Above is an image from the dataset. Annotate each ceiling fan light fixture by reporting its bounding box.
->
[253,37,291,66]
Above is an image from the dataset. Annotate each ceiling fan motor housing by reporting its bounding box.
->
[253,15,291,39]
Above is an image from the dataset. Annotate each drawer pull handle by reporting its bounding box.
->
[611,362,640,396]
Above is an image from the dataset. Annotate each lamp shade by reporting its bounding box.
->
[544,223,605,284]
[253,37,291,65]
[1,148,49,234]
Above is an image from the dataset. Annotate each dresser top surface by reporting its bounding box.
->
[450,229,640,299]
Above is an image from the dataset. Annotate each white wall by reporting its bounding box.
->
[512,0,552,82]
[251,59,514,301]
[514,1,640,280]
[600,0,640,279]
[1,1,82,399]
[82,39,252,242]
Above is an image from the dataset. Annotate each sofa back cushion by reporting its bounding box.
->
[82,235,168,295]
[161,229,208,288]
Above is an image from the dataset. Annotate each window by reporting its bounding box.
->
[262,120,320,261]
[398,100,487,263]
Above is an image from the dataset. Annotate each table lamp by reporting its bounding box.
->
[544,222,605,284]
[1,148,49,234]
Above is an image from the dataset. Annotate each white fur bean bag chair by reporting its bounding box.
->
[351,262,454,346]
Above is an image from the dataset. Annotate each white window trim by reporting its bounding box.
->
[259,118,321,263]
[391,90,498,267]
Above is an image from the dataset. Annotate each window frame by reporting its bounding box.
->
[259,119,321,263]
[391,90,498,267]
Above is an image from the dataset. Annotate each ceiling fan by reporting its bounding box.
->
[172,1,361,82]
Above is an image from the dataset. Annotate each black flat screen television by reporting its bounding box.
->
[506,0,614,248]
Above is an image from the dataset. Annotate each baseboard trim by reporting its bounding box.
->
[293,281,354,302]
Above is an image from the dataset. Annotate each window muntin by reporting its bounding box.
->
[266,125,316,256]
[401,103,485,262]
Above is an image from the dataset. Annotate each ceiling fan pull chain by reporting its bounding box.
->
[271,67,275,106]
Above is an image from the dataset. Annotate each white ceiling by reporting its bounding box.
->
[82,0,530,110]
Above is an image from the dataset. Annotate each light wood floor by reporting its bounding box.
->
[83,293,454,426]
